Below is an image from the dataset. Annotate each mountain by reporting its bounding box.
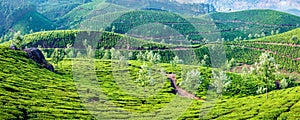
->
[106,0,216,15]
[177,0,300,16]
[0,0,56,41]
[28,0,92,20]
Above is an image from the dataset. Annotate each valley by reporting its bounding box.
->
[0,0,300,119]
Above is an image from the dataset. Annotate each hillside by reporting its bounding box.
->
[0,45,299,119]
[12,11,55,34]
[57,0,128,29]
[0,47,93,119]
[0,0,56,42]
[181,85,300,119]
[226,28,300,73]
[106,0,216,15]
[205,9,300,41]
[0,0,34,36]
[1,1,300,119]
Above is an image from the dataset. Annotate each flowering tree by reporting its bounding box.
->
[180,69,203,94]
[211,70,231,96]
[253,52,278,99]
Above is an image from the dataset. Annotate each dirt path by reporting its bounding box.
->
[166,74,204,101]
[250,42,300,47]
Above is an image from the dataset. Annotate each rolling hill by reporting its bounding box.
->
[1,1,300,119]
[0,44,299,119]
[106,0,216,15]
[57,0,128,29]
[205,9,300,41]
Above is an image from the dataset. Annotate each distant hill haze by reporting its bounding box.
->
[176,0,300,16]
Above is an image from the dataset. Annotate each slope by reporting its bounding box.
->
[181,85,300,119]
[12,11,56,34]
[205,9,300,41]
[57,0,129,29]
[106,0,216,15]
[0,47,94,119]
[0,46,299,119]
[0,1,56,42]
[227,28,300,72]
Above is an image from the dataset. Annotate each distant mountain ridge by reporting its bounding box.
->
[177,0,300,16]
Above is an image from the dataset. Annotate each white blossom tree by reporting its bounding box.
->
[211,70,231,96]
[254,52,278,99]
[180,69,203,94]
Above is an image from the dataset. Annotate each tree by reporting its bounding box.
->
[253,52,278,99]
[290,36,298,44]
[224,58,235,70]
[170,55,180,67]
[76,51,82,58]
[280,78,288,89]
[261,32,265,37]
[211,70,231,96]
[146,51,161,64]
[118,56,128,68]
[271,30,274,35]
[201,55,209,67]
[51,48,65,68]
[12,31,25,49]
[248,34,253,39]
[102,50,110,60]
[82,39,94,58]
[276,29,280,35]
[137,51,145,62]
[65,44,74,58]
[180,69,203,94]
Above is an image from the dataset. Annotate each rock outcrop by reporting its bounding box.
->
[13,47,54,72]
[22,48,54,72]
[166,74,203,100]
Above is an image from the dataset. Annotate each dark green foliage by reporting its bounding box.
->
[12,11,56,34]
[0,0,56,41]
[0,0,34,35]
[106,10,203,42]
[106,0,216,15]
